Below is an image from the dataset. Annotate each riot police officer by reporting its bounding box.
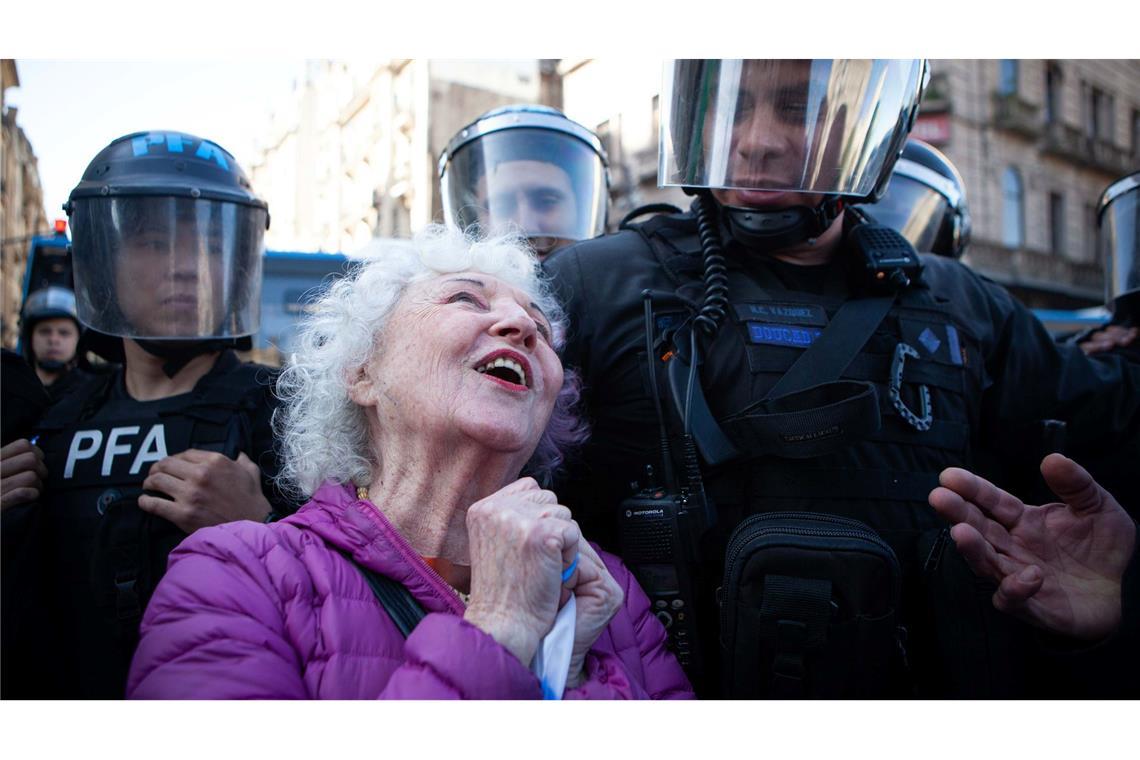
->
[1082,172,1140,357]
[1,131,293,698]
[543,59,1140,698]
[439,104,610,259]
[19,285,88,398]
[857,138,971,259]
[1064,172,1140,523]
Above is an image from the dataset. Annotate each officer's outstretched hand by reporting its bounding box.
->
[929,453,1136,641]
[1,439,48,511]
[140,449,271,533]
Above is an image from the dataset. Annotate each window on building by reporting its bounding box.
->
[1049,192,1065,256]
[1133,108,1140,155]
[1044,63,1062,124]
[1101,94,1116,143]
[1083,82,1096,137]
[651,94,660,145]
[998,60,1019,95]
[1086,203,1100,263]
[1002,167,1025,249]
[1086,85,1112,140]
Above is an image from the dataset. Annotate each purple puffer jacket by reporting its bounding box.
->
[127,481,694,699]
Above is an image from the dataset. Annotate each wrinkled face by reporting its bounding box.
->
[709,60,827,211]
[478,160,579,257]
[116,217,225,337]
[31,317,79,364]
[351,271,563,465]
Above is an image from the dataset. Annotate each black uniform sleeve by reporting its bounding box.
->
[933,258,1140,515]
[925,258,1140,451]
[1,349,50,446]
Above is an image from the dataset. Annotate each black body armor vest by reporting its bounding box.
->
[5,352,279,698]
[545,209,1140,697]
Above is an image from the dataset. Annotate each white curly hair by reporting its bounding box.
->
[273,224,587,499]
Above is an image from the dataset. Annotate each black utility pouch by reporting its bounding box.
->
[720,511,904,698]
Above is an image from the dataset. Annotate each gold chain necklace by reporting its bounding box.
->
[354,484,469,605]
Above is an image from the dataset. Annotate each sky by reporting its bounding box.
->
[5,0,1134,230]
[6,60,306,225]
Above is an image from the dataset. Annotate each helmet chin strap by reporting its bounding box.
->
[720,196,845,252]
[34,358,70,374]
[135,339,231,379]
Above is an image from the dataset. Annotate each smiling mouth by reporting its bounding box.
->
[475,356,529,388]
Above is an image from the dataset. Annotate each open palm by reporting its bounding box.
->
[928,453,1136,641]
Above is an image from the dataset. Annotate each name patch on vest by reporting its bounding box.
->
[734,302,828,327]
[747,322,823,348]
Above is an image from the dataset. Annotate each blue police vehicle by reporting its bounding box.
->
[15,220,74,356]
[16,226,351,366]
[253,250,352,365]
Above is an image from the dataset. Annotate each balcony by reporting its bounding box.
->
[1041,121,1087,163]
[992,92,1041,139]
[966,241,1103,309]
[1088,138,1133,176]
[1041,121,1134,175]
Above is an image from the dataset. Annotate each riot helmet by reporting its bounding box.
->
[860,139,972,258]
[65,131,269,348]
[20,286,81,372]
[1098,171,1140,314]
[439,105,610,258]
[660,59,929,250]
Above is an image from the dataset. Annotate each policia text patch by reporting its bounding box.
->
[747,323,823,348]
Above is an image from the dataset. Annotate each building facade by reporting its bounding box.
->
[248,59,547,254]
[559,58,1140,310]
[921,59,1138,308]
[1,59,49,349]
[559,58,689,228]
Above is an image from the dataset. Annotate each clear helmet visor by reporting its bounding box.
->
[660,59,926,198]
[1101,185,1139,304]
[69,196,265,340]
[441,128,607,254]
[867,174,952,254]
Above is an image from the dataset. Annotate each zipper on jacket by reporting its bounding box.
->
[350,494,468,615]
[923,527,951,574]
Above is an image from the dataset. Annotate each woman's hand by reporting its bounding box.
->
[563,540,624,688]
[463,477,580,666]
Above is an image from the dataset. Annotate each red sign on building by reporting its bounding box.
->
[912,113,951,146]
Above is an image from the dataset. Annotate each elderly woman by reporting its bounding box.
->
[125,226,692,699]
